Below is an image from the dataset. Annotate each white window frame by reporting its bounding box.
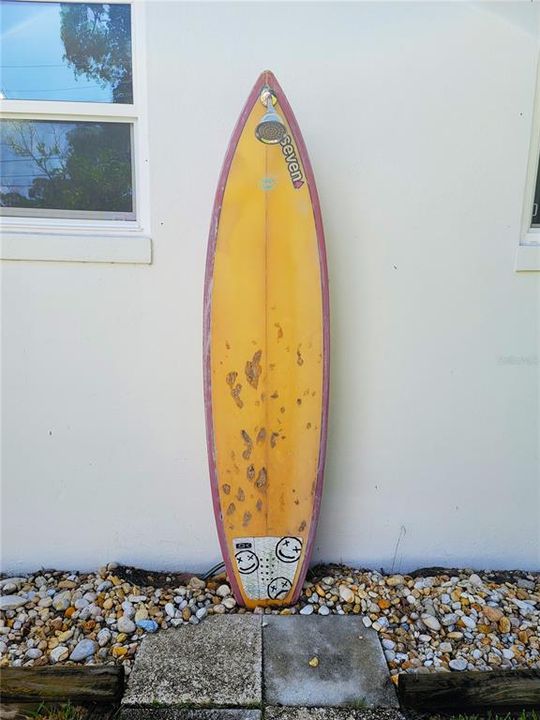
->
[516,51,540,272]
[0,0,151,264]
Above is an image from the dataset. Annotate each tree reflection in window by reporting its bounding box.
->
[60,3,133,104]
[0,120,133,215]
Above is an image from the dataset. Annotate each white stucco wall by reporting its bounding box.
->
[2,2,539,575]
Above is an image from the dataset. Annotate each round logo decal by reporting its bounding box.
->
[267,576,292,600]
[275,537,303,563]
[235,550,259,575]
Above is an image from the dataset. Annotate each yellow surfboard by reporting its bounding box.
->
[204,71,329,608]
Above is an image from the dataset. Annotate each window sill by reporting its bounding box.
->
[0,229,152,264]
[514,243,540,272]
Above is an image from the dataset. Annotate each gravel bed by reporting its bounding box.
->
[0,564,538,681]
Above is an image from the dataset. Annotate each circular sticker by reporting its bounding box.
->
[275,537,303,563]
[235,550,259,575]
[267,576,292,600]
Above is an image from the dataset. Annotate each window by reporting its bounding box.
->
[516,148,540,272]
[0,0,150,263]
[1,119,134,219]
[530,160,540,229]
[516,56,540,271]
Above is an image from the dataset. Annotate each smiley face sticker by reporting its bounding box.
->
[275,536,303,563]
[267,576,292,600]
[235,549,260,575]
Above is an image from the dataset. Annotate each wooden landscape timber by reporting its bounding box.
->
[0,666,124,704]
[0,701,117,720]
[398,668,540,712]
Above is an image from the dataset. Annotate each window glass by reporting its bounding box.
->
[0,119,133,217]
[0,2,133,103]
[532,156,540,228]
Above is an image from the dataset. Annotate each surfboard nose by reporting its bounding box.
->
[261,69,277,82]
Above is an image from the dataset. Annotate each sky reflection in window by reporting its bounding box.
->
[0,2,132,103]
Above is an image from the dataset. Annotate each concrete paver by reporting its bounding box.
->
[121,710,261,720]
[122,616,261,707]
[265,709,406,720]
[263,616,398,708]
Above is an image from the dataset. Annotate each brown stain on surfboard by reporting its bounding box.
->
[255,467,268,491]
[226,372,244,408]
[241,430,253,460]
[245,350,262,389]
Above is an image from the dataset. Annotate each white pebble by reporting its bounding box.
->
[0,596,27,611]
[121,601,135,618]
[421,614,441,632]
[165,603,176,618]
[52,591,72,611]
[50,646,69,663]
[117,615,136,634]
[97,628,111,647]
[0,578,26,589]
[69,639,96,662]
[25,648,42,659]
[449,657,468,671]
[442,613,459,626]
[216,584,231,598]
[339,585,355,604]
